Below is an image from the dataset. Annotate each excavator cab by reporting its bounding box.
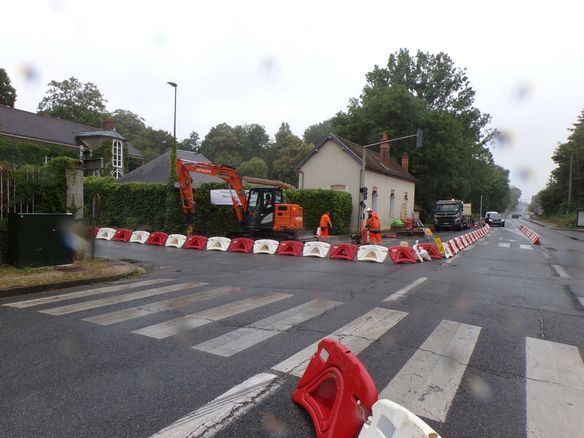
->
[246,188,282,230]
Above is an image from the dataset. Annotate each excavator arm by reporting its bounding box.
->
[176,159,248,223]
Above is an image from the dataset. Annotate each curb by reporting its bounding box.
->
[0,263,145,299]
[524,217,584,233]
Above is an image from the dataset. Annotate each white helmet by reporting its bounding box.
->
[366,207,373,213]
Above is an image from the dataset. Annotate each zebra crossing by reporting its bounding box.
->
[3,278,584,437]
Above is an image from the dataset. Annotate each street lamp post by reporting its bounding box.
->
[167,81,178,183]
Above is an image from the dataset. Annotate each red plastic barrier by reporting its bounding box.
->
[112,228,133,242]
[292,338,378,438]
[417,243,442,260]
[228,237,254,253]
[146,231,168,246]
[329,243,358,261]
[183,235,208,250]
[277,240,304,256]
[388,246,418,264]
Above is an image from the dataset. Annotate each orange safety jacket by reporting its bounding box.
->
[366,213,380,233]
[320,213,332,229]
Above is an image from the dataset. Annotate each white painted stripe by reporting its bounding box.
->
[520,244,533,250]
[526,337,584,437]
[379,320,481,422]
[83,286,245,326]
[3,279,172,308]
[272,307,408,377]
[39,282,207,316]
[151,372,281,438]
[384,278,427,303]
[498,242,511,248]
[132,292,291,339]
[552,264,571,279]
[579,297,584,309]
[193,299,341,357]
[444,257,455,264]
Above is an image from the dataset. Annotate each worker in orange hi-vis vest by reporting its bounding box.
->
[365,208,382,245]
[318,210,333,241]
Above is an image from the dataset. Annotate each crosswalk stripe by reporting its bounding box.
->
[552,264,570,278]
[3,279,173,309]
[83,286,246,326]
[192,299,341,357]
[39,282,207,316]
[150,372,281,438]
[272,307,408,377]
[520,244,533,250]
[525,337,584,437]
[384,277,427,303]
[132,292,291,339]
[498,242,510,248]
[379,320,481,422]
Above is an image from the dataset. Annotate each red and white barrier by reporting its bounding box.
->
[518,224,540,244]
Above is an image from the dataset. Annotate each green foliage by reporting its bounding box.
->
[0,218,7,264]
[508,186,522,211]
[269,123,312,184]
[0,136,78,165]
[303,119,333,145]
[238,157,268,178]
[0,68,17,107]
[179,131,200,151]
[37,77,107,128]
[286,189,352,235]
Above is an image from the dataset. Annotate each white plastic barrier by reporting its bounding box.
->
[358,399,441,438]
[253,239,279,255]
[165,234,187,248]
[442,242,453,259]
[357,245,388,263]
[461,235,471,246]
[302,241,331,258]
[130,230,150,244]
[448,240,459,255]
[455,237,465,249]
[413,242,431,261]
[206,236,231,251]
[96,227,116,240]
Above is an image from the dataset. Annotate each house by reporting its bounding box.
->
[297,134,416,230]
[0,105,144,177]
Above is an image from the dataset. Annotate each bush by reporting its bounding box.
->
[286,189,352,234]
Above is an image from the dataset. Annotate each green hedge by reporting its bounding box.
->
[84,178,353,236]
[286,189,352,235]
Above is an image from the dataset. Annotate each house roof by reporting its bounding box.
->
[117,149,221,184]
[0,105,143,159]
[298,133,416,182]
[242,175,295,189]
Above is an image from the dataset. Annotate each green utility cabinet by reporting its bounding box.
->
[7,213,74,268]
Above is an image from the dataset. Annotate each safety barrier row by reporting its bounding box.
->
[95,225,492,265]
[517,224,541,245]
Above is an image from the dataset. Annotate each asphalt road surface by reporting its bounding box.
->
[1,220,583,437]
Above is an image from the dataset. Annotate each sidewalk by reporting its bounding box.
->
[524,217,584,232]
[0,258,144,299]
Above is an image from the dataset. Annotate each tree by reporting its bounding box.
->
[0,68,16,107]
[200,123,241,166]
[233,124,270,160]
[179,131,200,152]
[508,186,522,211]
[269,123,312,184]
[37,77,107,127]
[238,157,268,178]
[303,119,333,145]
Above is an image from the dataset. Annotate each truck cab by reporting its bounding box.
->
[434,199,468,231]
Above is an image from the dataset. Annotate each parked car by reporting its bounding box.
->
[487,213,505,227]
[512,213,520,218]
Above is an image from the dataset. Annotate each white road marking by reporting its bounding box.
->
[272,307,408,377]
[39,282,207,316]
[150,372,281,438]
[498,242,511,248]
[132,292,291,339]
[526,337,584,437]
[379,320,481,422]
[384,278,428,303]
[444,257,455,264]
[579,297,584,309]
[520,244,533,250]
[552,264,571,279]
[3,279,172,308]
[83,286,244,326]
[193,299,341,357]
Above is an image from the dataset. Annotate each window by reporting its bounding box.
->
[389,191,395,217]
[372,189,378,212]
[329,184,346,191]
[112,140,123,169]
[111,168,124,179]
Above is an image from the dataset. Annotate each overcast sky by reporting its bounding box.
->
[3,0,583,199]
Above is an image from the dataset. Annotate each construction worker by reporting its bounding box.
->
[365,207,382,245]
[318,210,333,241]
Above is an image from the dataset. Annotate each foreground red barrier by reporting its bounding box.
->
[183,235,208,250]
[417,243,442,260]
[112,228,133,242]
[146,231,168,246]
[329,243,358,261]
[228,237,254,253]
[388,246,418,264]
[277,240,304,256]
[292,339,378,438]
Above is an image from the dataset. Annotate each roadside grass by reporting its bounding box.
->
[534,213,577,229]
[0,258,135,290]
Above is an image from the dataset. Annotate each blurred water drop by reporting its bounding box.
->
[494,130,515,149]
[63,336,81,356]
[258,55,280,83]
[466,374,492,401]
[511,81,534,102]
[18,64,40,84]
[261,411,288,437]
[517,166,536,182]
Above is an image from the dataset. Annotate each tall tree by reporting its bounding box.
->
[269,122,312,184]
[303,119,333,145]
[179,131,200,152]
[37,77,107,127]
[0,68,17,107]
[200,123,241,166]
[238,157,268,178]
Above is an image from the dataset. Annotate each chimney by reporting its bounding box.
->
[103,117,116,132]
[380,132,390,167]
[401,152,409,173]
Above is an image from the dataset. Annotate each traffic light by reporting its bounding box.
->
[360,186,368,200]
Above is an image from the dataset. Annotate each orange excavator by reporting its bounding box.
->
[176,159,304,240]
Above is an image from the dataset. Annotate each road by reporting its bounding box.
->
[1,220,583,437]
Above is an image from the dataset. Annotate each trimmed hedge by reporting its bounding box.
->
[84,178,353,236]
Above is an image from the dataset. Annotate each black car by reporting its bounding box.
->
[487,213,505,227]
[512,213,520,218]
